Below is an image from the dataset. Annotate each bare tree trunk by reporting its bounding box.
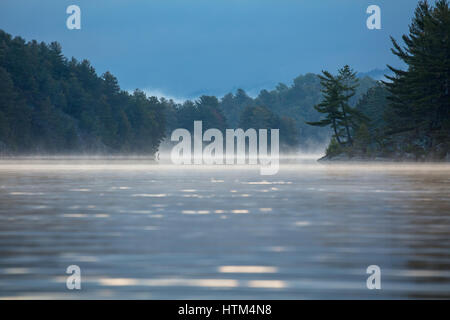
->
[341,104,353,146]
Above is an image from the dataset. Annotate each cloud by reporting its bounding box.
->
[128,88,190,104]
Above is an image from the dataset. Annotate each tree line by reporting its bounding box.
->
[0,30,166,154]
[0,28,377,155]
[164,74,377,151]
[307,0,449,161]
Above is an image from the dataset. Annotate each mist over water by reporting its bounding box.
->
[0,158,449,299]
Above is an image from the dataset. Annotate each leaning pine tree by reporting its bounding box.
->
[307,66,365,149]
[306,71,346,146]
[383,0,450,157]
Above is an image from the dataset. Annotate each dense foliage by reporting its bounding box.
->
[165,74,376,150]
[383,0,450,159]
[306,66,368,147]
[167,96,228,133]
[0,30,166,154]
[238,105,299,149]
[217,74,376,149]
[314,0,450,161]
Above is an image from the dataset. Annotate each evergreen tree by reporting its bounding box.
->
[219,89,253,128]
[338,65,360,145]
[306,70,346,145]
[238,105,298,148]
[307,67,367,147]
[196,95,228,132]
[383,0,450,151]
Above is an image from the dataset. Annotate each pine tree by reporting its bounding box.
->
[306,70,346,145]
[338,65,360,146]
[383,0,450,151]
[307,67,368,148]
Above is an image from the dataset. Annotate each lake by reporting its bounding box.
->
[0,158,449,299]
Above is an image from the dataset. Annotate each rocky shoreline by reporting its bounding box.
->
[318,152,450,162]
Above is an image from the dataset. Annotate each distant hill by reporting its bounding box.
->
[358,68,393,81]
[216,74,378,149]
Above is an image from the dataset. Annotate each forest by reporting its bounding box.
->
[0,29,166,154]
[0,0,448,160]
[310,0,449,161]
[0,27,374,155]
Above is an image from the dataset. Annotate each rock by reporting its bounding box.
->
[317,155,330,162]
[317,153,351,162]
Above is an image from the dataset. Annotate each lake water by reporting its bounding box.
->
[0,158,449,299]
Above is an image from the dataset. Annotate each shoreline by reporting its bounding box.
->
[318,153,450,163]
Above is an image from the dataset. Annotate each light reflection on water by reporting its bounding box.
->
[0,159,449,299]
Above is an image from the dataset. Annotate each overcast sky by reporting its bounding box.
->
[0,0,419,100]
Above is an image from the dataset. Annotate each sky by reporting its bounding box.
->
[0,0,419,101]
